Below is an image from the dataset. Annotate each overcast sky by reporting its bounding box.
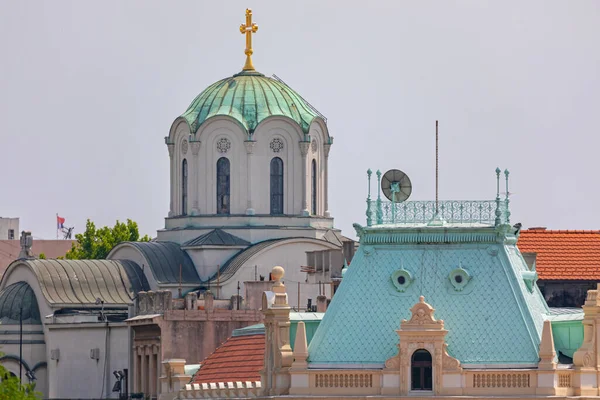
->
[1,1,599,241]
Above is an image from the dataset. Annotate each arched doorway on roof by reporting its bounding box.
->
[411,349,432,391]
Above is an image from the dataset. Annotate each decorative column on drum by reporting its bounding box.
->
[323,140,332,217]
[244,140,256,215]
[190,139,201,215]
[165,138,175,217]
[299,140,311,216]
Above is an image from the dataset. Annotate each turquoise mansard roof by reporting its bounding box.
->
[181,71,323,134]
[307,224,549,367]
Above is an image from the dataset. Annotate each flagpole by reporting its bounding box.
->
[56,213,58,240]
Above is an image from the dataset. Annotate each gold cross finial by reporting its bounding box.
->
[239,8,258,71]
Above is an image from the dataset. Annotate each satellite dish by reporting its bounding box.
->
[381,169,412,202]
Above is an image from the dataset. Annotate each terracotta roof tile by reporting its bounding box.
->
[517,230,600,280]
[191,334,265,384]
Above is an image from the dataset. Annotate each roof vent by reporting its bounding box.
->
[528,227,547,231]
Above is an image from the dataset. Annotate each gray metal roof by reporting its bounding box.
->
[206,237,336,284]
[207,239,282,283]
[0,281,42,324]
[182,229,250,247]
[6,259,150,307]
[128,241,200,284]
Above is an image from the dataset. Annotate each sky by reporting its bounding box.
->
[0,1,599,241]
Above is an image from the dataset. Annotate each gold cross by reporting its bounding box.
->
[239,9,259,71]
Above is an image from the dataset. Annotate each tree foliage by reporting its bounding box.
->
[0,362,40,399]
[65,219,151,260]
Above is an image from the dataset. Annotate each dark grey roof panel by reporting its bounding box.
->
[129,241,200,284]
[182,229,251,247]
[0,282,42,325]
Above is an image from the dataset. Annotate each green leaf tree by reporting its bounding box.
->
[65,219,151,260]
[0,361,41,399]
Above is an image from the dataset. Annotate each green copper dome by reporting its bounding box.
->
[181,71,322,134]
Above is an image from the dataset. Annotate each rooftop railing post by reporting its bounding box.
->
[504,169,511,224]
[376,170,383,225]
[494,168,502,226]
[366,169,372,227]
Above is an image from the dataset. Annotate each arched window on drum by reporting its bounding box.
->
[216,157,230,215]
[270,157,284,215]
[181,159,188,215]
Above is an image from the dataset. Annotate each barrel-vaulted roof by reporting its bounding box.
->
[5,259,150,307]
[181,71,323,135]
[126,241,200,284]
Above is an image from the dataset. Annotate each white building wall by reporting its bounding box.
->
[45,324,129,399]
[0,217,19,240]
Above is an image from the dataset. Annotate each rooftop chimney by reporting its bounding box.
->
[18,231,34,259]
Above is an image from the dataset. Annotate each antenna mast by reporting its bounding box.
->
[435,120,439,215]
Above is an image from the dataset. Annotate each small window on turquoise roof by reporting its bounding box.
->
[391,269,413,292]
[449,266,471,291]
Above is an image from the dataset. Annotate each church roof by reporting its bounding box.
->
[181,72,323,134]
[307,225,549,367]
[0,281,42,324]
[4,259,150,307]
[517,229,600,280]
[126,241,200,284]
[182,229,250,248]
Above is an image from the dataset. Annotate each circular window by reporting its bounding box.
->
[449,267,471,291]
[391,269,413,292]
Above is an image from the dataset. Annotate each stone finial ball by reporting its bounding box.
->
[271,266,284,281]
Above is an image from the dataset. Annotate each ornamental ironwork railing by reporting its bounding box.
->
[364,167,512,227]
[366,200,510,226]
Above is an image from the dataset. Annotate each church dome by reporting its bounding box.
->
[181,71,322,134]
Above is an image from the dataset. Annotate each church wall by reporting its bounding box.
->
[45,323,129,399]
[252,118,303,215]
[219,239,337,309]
[159,217,334,243]
[308,123,327,217]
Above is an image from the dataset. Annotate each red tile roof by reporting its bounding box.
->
[517,229,600,280]
[192,334,264,384]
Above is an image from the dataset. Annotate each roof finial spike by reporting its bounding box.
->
[239,9,259,71]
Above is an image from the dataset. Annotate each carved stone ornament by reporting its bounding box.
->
[270,138,284,153]
[402,296,444,328]
[385,354,400,370]
[216,137,231,153]
[181,139,188,155]
[442,343,462,371]
[311,137,318,153]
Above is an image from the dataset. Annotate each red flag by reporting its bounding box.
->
[57,216,65,229]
